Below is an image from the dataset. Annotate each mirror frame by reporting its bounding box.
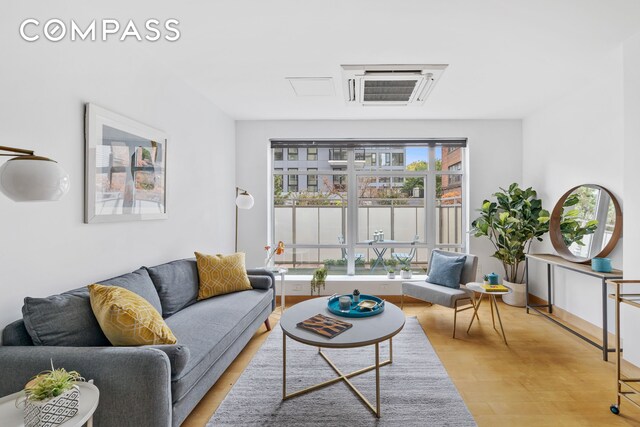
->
[549,184,623,264]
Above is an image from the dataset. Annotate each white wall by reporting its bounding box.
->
[0,20,236,331]
[522,48,624,332]
[236,119,523,281]
[622,33,640,366]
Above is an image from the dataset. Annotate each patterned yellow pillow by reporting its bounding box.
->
[195,252,252,300]
[88,284,176,346]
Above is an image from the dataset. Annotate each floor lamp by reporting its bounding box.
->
[235,187,254,252]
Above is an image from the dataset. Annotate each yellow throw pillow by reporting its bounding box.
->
[195,252,252,300]
[88,284,177,346]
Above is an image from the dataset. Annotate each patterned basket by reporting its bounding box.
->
[24,385,80,427]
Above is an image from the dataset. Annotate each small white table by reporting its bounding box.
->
[259,267,288,312]
[466,282,512,345]
[0,382,100,427]
[280,298,405,418]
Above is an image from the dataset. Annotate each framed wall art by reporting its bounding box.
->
[85,103,168,223]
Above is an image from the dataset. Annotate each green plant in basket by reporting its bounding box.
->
[24,362,84,402]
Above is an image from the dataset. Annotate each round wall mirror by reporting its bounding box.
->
[549,184,622,263]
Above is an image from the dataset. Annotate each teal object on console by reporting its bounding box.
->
[592,257,612,273]
[487,272,499,285]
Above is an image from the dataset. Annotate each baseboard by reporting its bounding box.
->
[528,293,640,375]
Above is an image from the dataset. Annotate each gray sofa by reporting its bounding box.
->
[0,258,275,427]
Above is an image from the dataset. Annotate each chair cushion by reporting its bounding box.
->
[403,281,473,308]
[166,288,273,402]
[89,284,177,346]
[98,268,163,314]
[22,287,110,346]
[146,259,200,318]
[194,252,252,300]
[427,251,466,288]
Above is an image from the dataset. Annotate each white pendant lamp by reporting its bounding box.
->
[0,146,70,202]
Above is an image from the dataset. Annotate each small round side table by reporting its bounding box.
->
[466,282,512,345]
[0,382,99,427]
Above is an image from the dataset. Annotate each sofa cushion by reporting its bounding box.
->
[144,344,190,378]
[22,287,110,346]
[98,268,162,314]
[89,284,177,346]
[194,252,252,300]
[247,275,272,290]
[146,259,200,318]
[166,288,273,402]
[427,251,466,288]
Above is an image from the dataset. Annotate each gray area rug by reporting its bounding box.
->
[208,317,476,426]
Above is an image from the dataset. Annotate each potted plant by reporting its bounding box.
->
[401,266,412,279]
[310,267,327,296]
[483,274,489,285]
[22,362,84,427]
[470,183,550,306]
[387,269,396,279]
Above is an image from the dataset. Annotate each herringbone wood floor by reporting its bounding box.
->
[183,299,640,427]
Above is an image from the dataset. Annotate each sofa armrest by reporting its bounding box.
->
[0,346,172,427]
[246,269,276,311]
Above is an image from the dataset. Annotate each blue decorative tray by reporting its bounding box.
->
[327,294,385,318]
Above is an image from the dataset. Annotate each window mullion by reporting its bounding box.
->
[347,149,357,275]
[426,148,436,251]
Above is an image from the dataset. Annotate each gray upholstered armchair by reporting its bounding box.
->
[401,250,479,338]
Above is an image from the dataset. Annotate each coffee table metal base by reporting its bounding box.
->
[282,335,393,418]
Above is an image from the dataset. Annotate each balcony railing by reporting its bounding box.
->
[273,196,462,273]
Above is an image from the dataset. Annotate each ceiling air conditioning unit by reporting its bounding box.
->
[341,64,447,106]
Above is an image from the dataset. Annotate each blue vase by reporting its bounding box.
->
[592,258,612,273]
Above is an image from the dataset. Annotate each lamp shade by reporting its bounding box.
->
[235,191,254,210]
[0,157,70,202]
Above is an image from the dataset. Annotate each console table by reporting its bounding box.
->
[525,253,623,361]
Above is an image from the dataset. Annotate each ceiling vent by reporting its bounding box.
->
[341,64,447,106]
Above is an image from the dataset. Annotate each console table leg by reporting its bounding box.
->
[547,264,553,314]
[602,278,609,361]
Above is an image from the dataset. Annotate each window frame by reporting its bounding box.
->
[270,144,466,275]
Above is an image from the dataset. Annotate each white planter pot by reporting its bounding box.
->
[502,279,526,307]
[387,272,396,279]
[401,271,412,279]
[24,385,80,427]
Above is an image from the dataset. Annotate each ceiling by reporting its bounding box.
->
[7,0,640,120]
[161,0,640,120]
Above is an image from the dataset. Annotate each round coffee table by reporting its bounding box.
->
[280,297,405,418]
[466,282,512,345]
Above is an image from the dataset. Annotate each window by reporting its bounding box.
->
[447,162,462,186]
[392,153,404,166]
[288,148,298,161]
[329,148,347,161]
[274,148,283,161]
[365,153,377,166]
[288,168,298,192]
[307,168,318,192]
[333,173,346,191]
[271,141,466,275]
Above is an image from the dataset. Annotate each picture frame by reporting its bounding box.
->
[84,103,168,223]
